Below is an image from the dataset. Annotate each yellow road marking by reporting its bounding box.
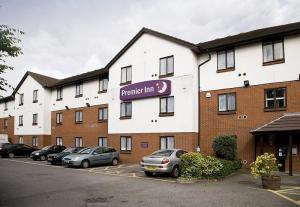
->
[2,158,176,183]
[269,187,300,206]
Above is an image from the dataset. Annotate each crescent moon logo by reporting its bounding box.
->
[157,81,167,93]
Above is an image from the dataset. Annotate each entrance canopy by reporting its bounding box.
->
[251,113,300,135]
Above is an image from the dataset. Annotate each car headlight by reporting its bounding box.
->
[73,157,80,161]
[35,152,39,155]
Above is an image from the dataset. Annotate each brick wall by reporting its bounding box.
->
[200,80,300,170]
[0,116,14,143]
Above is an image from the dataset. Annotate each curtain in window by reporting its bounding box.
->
[167,137,174,149]
[226,50,234,68]
[121,137,127,150]
[218,95,227,111]
[274,41,283,60]
[227,94,236,111]
[160,137,166,150]
[160,58,167,75]
[167,57,174,74]
[167,97,174,112]
[218,51,226,69]
[263,44,273,62]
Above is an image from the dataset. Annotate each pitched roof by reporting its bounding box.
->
[198,21,300,50]
[51,68,108,87]
[251,113,300,134]
[105,27,200,69]
[12,71,59,96]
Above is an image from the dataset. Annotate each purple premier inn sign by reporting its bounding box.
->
[120,79,171,101]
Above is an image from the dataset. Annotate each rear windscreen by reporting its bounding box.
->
[152,150,174,157]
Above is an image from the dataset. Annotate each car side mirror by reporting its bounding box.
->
[92,152,97,155]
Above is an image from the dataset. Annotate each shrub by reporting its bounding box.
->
[217,159,242,178]
[250,153,278,177]
[212,135,237,160]
[181,152,223,179]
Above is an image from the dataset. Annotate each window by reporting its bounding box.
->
[265,88,286,109]
[3,119,8,129]
[19,94,24,105]
[75,111,83,123]
[56,113,63,124]
[160,56,174,77]
[263,40,284,64]
[120,102,132,119]
[120,136,132,151]
[218,93,236,112]
[33,90,38,103]
[160,136,174,150]
[75,82,83,97]
[32,114,38,125]
[4,102,7,111]
[56,137,63,146]
[57,87,63,100]
[98,137,108,147]
[19,136,23,144]
[19,115,23,126]
[99,78,108,93]
[98,107,108,121]
[160,96,174,116]
[121,66,132,85]
[217,49,235,71]
[75,137,83,147]
[32,136,38,147]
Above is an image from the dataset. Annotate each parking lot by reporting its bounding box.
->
[0,158,299,207]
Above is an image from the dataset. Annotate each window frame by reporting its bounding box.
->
[33,90,38,103]
[75,82,83,97]
[98,137,108,147]
[120,136,132,152]
[18,115,23,126]
[57,87,63,101]
[262,39,285,66]
[99,78,108,93]
[32,136,38,147]
[217,49,235,72]
[19,93,24,106]
[75,111,83,124]
[75,137,83,147]
[264,87,287,110]
[120,102,132,119]
[56,137,63,146]
[218,92,237,113]
[3,119,8,129]
[160,136,175,150]
[159,96,174,116]
[98,107,108,122]
[159,55,174,78]
[56,112,63,125]
[120,65,132,85]
[32,113,38,125]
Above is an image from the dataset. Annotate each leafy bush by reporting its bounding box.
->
[250,153,278,177]
[212,135,237,160]
[181,152,223,179]
[217,159,242,178]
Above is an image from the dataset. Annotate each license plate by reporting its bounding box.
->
[146,166,157,171]
[48,158,52,161]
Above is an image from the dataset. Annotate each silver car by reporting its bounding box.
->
[140,149,187,178]
[62,147,119,168]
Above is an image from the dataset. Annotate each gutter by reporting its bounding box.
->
[196,49,211,152]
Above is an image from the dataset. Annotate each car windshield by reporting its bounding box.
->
[151,150,174,157]
[79,148,92,154]
[41,146,51,150]
[62,148,75,153]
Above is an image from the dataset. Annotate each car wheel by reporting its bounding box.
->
[145,171,153,176]
[171,166,180,178]
[81,160,90,168]
[8,153,14,158]
[40,155,46,161]
[112,158,118,166]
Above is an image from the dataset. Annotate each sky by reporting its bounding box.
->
[1,0,300,96]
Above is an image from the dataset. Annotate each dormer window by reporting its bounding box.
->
[263,39,284,65]
[217,49,235,72]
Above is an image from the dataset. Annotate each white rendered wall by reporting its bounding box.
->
[14,75,51,135]
[199,34,300,91]
[0,100,15,118]
[50,79,109,111]
[108,33,199,134]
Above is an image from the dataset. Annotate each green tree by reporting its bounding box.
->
[0,25,24,92]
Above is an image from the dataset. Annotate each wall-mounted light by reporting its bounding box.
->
[86,103,90,107]
[205,92,211,98]
[244,80,250,87]
[65,106,69,110]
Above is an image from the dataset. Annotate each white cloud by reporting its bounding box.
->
[0,0,300,96]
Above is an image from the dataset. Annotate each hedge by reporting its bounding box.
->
[212,135,237,160]
[180,152,241,180]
